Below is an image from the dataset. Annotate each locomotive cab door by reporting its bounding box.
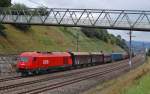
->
[63,57,69,67]
[32,57,38,69]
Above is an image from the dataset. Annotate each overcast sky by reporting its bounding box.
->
[11,0,150,42]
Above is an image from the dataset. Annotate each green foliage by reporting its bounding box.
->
[11,3,28,9]
[109,34,116,44]
[0,0,11,7]
[11,4,31,31]
[12,24,31,31]
[10,4,48,16]
[81,27,108,42]
[0,0,11,37]
[35,7,49,16]
[0,25,123,54]
[0,25,6,37]
[123,74,150,94]
[10,4,49,31]
[81,27,128,52]
[115,35,129,52]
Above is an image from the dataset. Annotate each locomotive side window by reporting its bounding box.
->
[33,57,36,61]
[20,57,29,62]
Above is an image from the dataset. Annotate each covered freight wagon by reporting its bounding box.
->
[91,52,104,64]
[104,53,112,63]
[70,52,91,66]
[111,53,123,61]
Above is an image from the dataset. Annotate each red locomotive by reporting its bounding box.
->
[17,51,128,76]
[17,52,73,76]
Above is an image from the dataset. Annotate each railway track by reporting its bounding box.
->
[22,57,144,94]
[0,55,143,94]
[0,58,127,83]
[0,59,126,91]
[0,76,22,82]
[21,62,130,94]
[0,55,132,83]
[1,55,143,94]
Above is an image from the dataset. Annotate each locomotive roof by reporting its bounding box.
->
[20,52,71,57]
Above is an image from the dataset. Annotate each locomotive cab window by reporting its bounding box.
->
[19,57,29,62]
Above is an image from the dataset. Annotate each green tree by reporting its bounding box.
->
[81,27,109,42]
[109,34,116,44]
[0,0,11,7]
[11,4,31,31]
[11,3,28,15]
[36,7,48,16]
[0,25,6,37]
[81,27,128,52]
[115,35,128,52]
[11,3,27,9]
[0,0,11,37]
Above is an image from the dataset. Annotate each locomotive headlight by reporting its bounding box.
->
[20,63,25,66]
[19,62,26,69]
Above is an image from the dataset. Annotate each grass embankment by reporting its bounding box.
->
[122,58,150,94]
[0,25,123,54]
[83,58,150,94]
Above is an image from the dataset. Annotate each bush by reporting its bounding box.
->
[81,27,128,52]
[12,23,31,31]
[0,24,7,37]
[0,0,11,7]
[10,4,31,31]
[81,27,108,42]
[0,0,11,37]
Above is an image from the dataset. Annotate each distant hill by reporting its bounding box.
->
[126,41,150,48]
[126,41,150,53]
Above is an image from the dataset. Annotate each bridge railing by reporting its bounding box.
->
[0,7,150,31]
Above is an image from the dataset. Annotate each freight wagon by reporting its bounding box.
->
[111,53,123,61]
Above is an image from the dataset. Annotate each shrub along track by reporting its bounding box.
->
[0,55,144,94]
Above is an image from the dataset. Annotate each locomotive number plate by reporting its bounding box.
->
[43,60,49,64]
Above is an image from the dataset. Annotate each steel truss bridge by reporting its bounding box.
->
[1,8,150,31]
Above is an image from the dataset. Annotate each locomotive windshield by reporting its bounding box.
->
[19,57,29,62]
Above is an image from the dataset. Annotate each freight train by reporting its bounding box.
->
[17,51,129,76]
